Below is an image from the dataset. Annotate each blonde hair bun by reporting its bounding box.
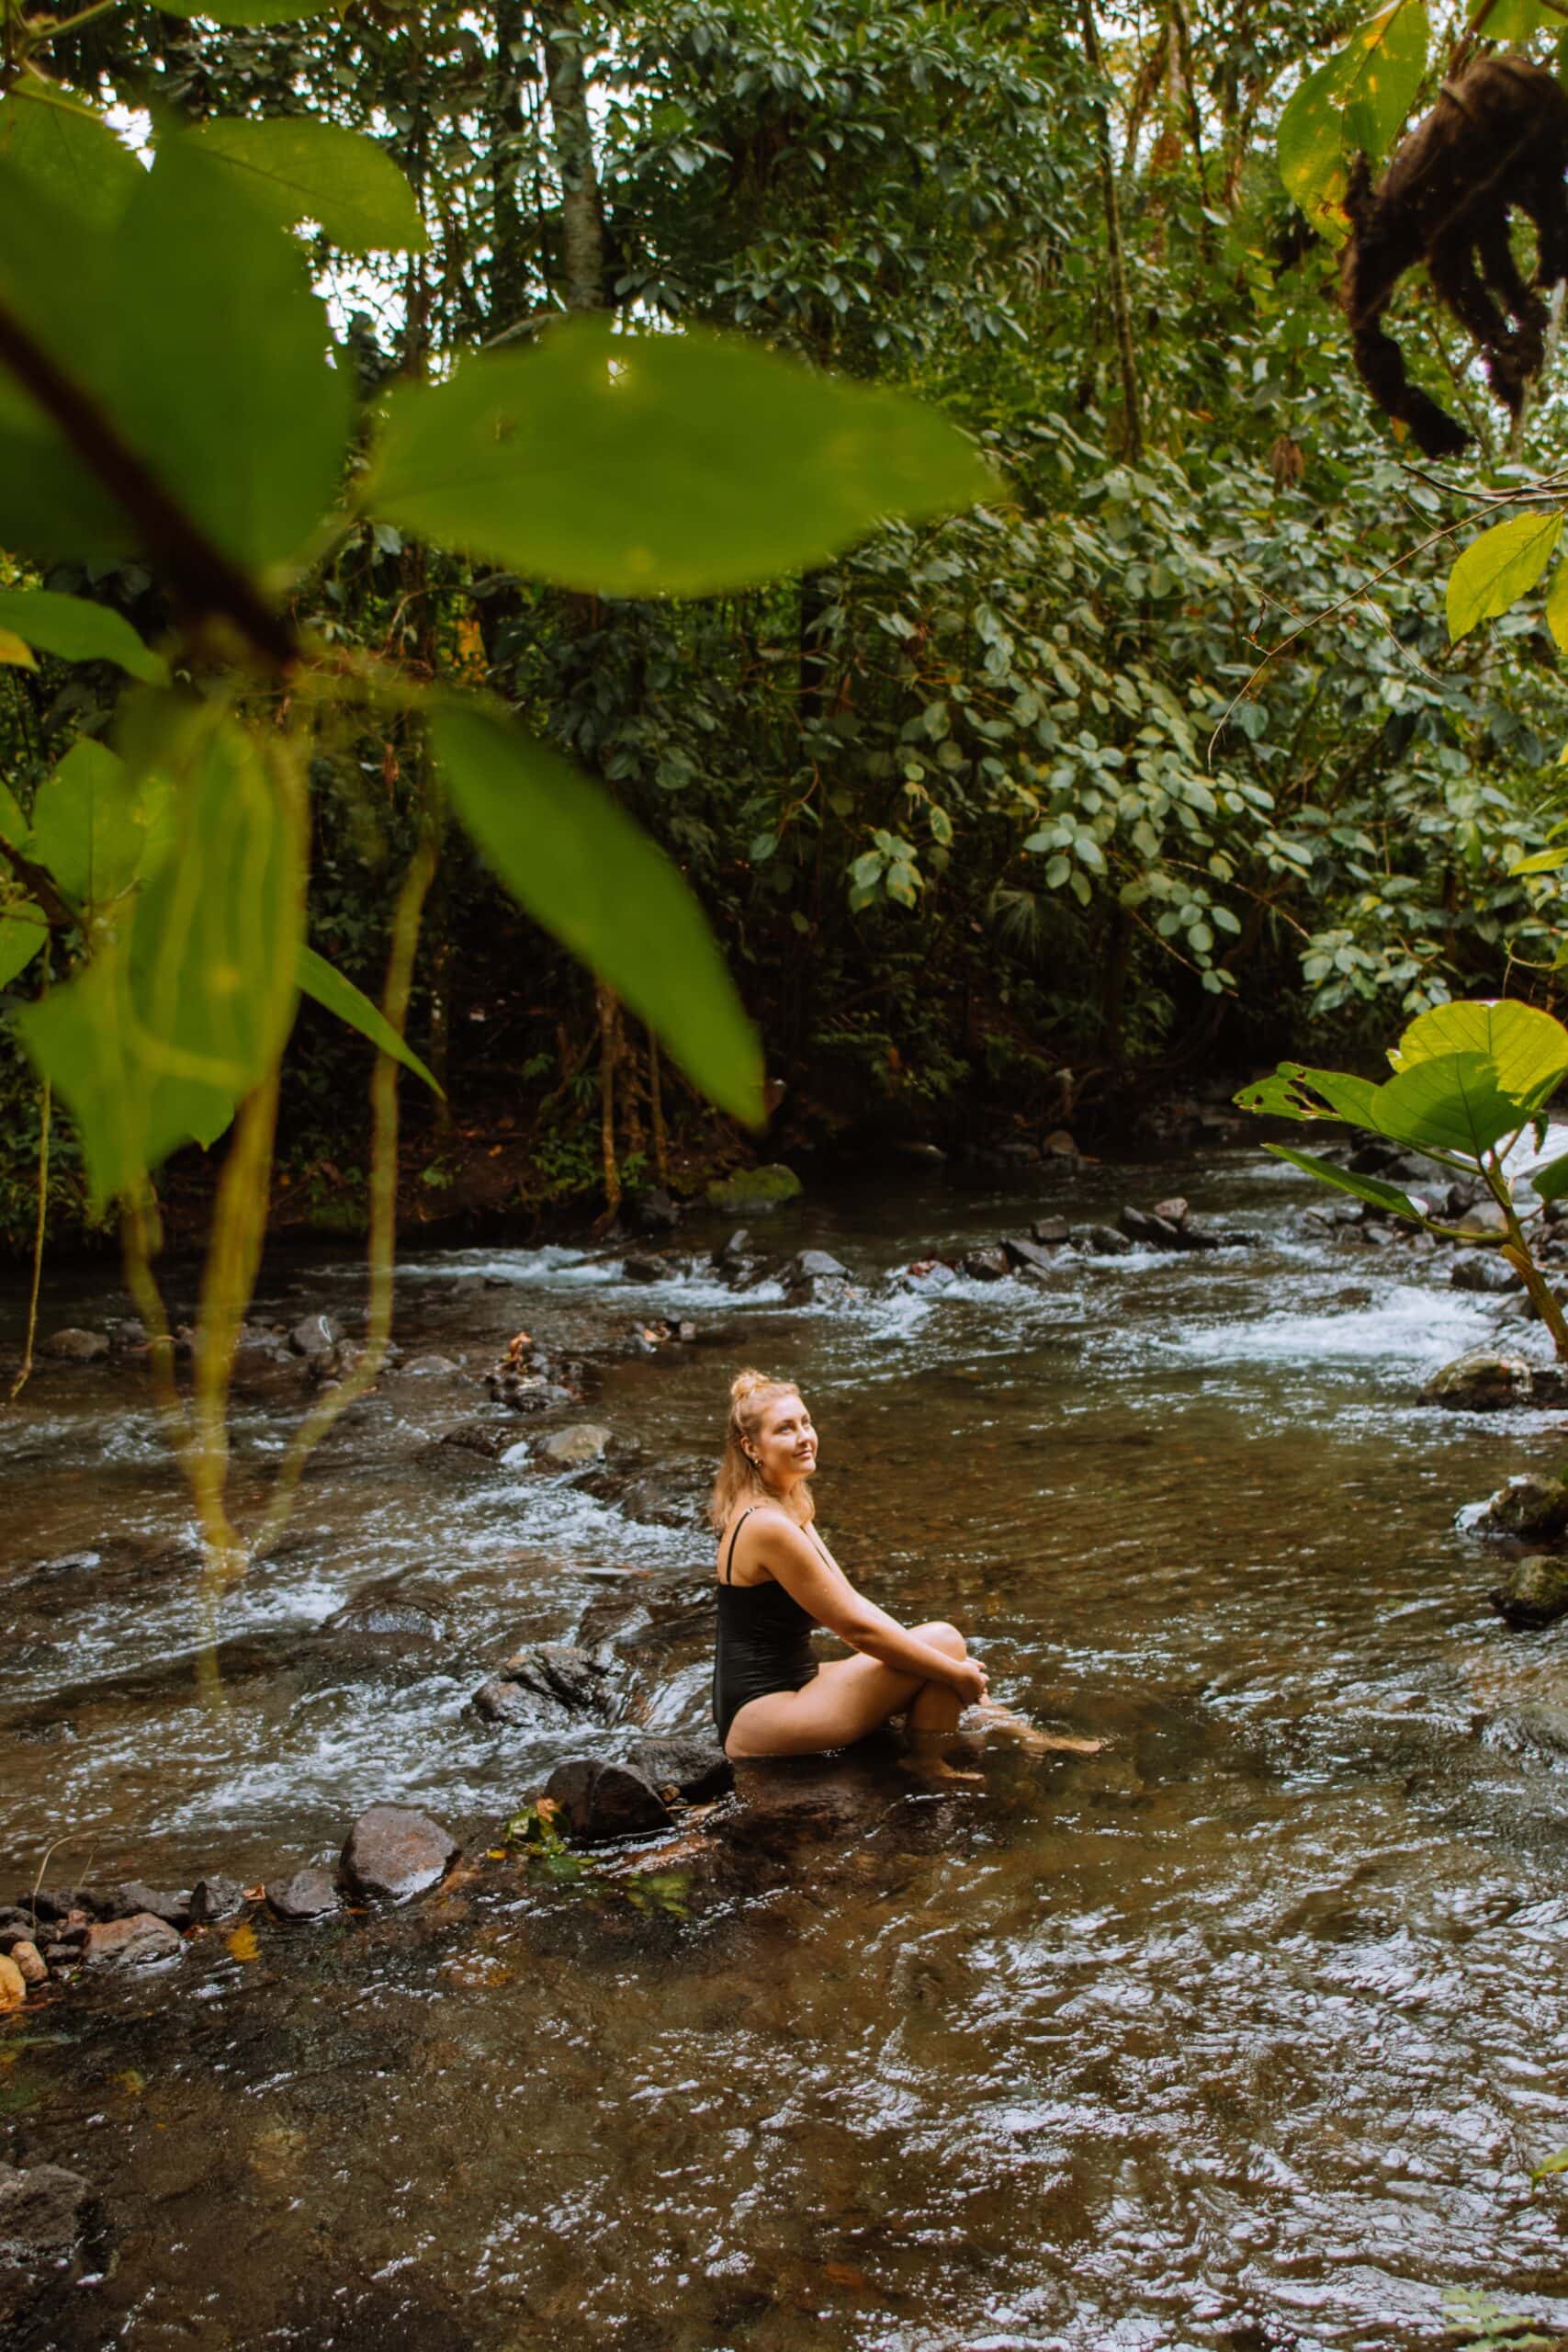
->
[730,1367,783,1407]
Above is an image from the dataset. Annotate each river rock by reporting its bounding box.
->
[1118,1205,1181,1249]
[1450,1254,1521,1294]
[1031,1216,1070,1246]
[545,1759,672,1843]
[784,1249,848,1284]
[438,1419,513,1460]
[620,1252,671,1283]
[267,1868,342,1921]
[1153,1196,1190,1227]
[188,1874,248,1925]
[714,1228,752,1271]
[536,1423,613,1467]
[288,1312,344,1360]
[1419,1350,1534,1411]
[624,1736,733,1803]
[1087,1226,1134,1257]
[400,1353,461,1376]
[628,1187,681,1233]
[1490,1555,1568,1629]
[1003,1237,1056,1278]
[1452,1200,1510,1238]
[705,1163,803,1214]
[42,1327,109,1363]
[81,1911,182,1967]
[1472,1474,1568,1542]
[108,1882,192,1928]
[962,1248,1010,1281]
[716,1753,897,1849]
[7,1941,44,1986]
[478,1643,618,1723]
[898,1259,957,1293]
[0,1955,24,2011]
[340,1805,458,1903]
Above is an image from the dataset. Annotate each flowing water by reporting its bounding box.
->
[5,1151,1568,2350]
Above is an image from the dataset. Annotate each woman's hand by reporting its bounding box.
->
[949,1657,989,1707]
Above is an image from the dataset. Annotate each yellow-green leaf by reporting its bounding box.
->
[1389,1000,1568,1106]
[0,908,47,989]
[1545,559,1568,653]
[0,84,142,231]
[1448,511,1564,642]
[298,944,444,1094]
[0,589,168,684]
[0,627,37,669]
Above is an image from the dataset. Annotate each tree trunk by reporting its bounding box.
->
[538,0,605,313]
[1078,0,1144,462]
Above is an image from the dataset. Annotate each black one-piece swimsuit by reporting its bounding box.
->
[712,1505,821,1745]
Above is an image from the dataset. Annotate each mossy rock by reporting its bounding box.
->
[1418,1349,1533,1412]
[1490,1554,1568,1629]
[705,1163,803,1214]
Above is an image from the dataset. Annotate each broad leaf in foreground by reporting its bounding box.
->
[0,589,168,685]
[17,725,302,1199]
[1388,999,1568,1107]
[1262,1143,1427,1222]
[298,944,444,1094]
[179,121,427,256]
[431,699,761,1124]
[371,318,992,596]
[1372,1050,1530,1157]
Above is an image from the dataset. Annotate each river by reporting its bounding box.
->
[4,1149,1568,2350]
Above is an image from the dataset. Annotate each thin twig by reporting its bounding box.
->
[6,1074,49,1405]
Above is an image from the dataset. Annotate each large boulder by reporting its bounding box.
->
[340,1805,458,1903]
[1472,1474,1568,1543]
[1490,1555,1568,1629]
[1450,1254,1522,1294]
[705,1163,803,1215]
[544,1759,672,1843]
[624,1736,733,1803]
[81,1912,182,1968]
[1419,1350,1534,1411]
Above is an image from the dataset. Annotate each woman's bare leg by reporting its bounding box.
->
[964,1699,1103,1755]
[724,1622,972,1760]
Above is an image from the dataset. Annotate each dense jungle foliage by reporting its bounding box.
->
[6,0,1568,1257]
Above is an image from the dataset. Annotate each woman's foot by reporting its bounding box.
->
[964,1700,1103,1756]
[899,1732,985,1785]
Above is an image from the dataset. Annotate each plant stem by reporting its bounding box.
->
[1483,1148,1568,1362]
[6,1075,49,1405]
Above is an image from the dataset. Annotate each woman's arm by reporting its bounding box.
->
[745,1513,978,1692]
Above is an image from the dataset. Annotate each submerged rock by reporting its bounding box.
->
[961,1248,1010,1282]
[1472,1474,1568,1543]
[0,2161,103,2333]
[81,1912,183,1968]
[322,1587,446,1643]
[1450,1254,1521,1294]
[1490,1555,1568,1629]
[437,1419,513,1460]
[1419,1350,1534,1411]
[536,1423,613,1467]
[41,1328,108,1363]
[340,1805,458,1903]
[545,1758,672,1842]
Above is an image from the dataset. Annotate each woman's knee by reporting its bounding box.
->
[915,1620,966,1660]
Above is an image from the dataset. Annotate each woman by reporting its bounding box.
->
[710,1367,993,1770]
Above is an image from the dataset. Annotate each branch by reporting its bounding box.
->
[0,292,299,673]
[0,827,77,932]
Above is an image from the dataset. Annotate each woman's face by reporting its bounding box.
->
[751,1391,818,1486]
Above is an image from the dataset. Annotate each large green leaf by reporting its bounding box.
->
[1513,843,1568,876]
[0,908,47,989]
[1470,0,1551,34]
[431,699,761,1124]
[1526,1151,1568,1205]
[370,317,992,596]
[179,120,427,255]
[1389,999,1568,1108]
[1263,1142,1426,1222]
[1233,1062,1384,1126]
[0,85,142,231]
[0,139,352,573]
[298,944,443,1094]
[17,723,302,1199]
[1278,57,1353,240]
[0,782,28,849]
[29,740,173,910]
[1371,1051,1527,1158]
[0,589,168,684]
[1447,512,1563,642]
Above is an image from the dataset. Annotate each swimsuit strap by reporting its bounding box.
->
[723,1504,759,1584]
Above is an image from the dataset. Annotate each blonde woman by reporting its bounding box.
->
[710,1369,997,1772]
